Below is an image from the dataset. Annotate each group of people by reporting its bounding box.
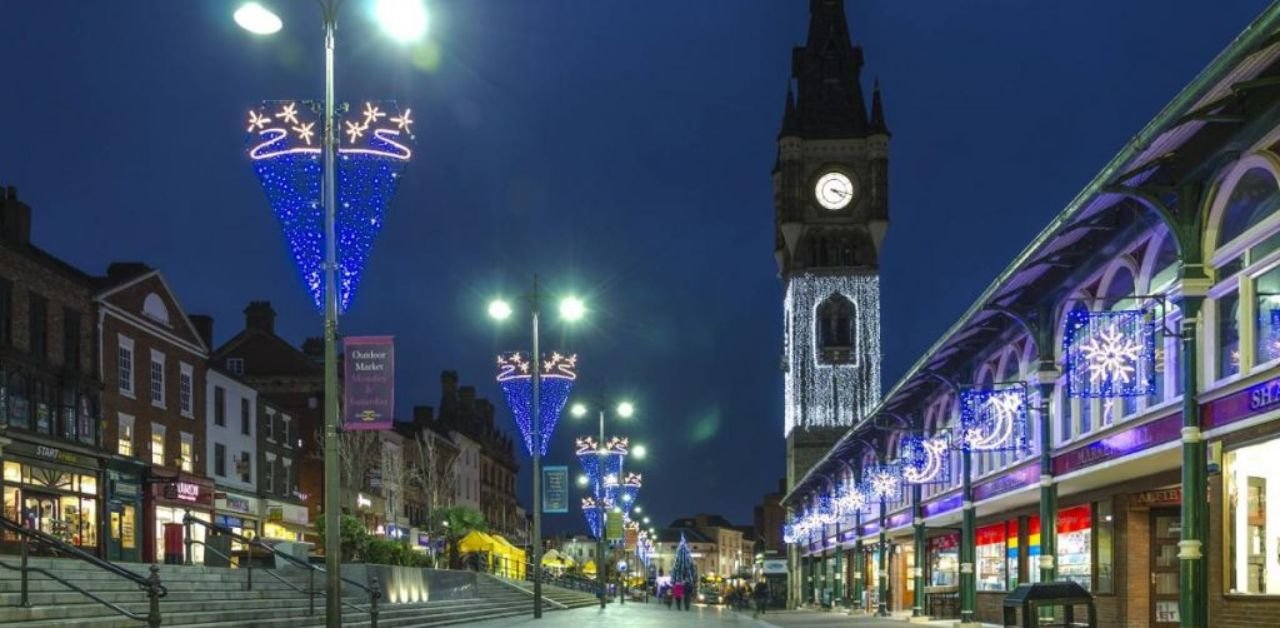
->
[657,578,695,610]
[652,579,772,617]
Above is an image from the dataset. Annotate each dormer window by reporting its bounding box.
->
[227,358,244,376]
[816,293,856,364]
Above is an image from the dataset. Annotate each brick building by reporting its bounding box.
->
[96,263,213,564]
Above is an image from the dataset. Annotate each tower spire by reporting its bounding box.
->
[869,78,889,136]
[779,87,799,139]
[790,0,868,138]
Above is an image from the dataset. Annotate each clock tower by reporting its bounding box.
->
[778,0,888,495]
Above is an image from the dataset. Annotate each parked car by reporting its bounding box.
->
[697,588,723,605]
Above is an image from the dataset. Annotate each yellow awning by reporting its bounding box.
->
[457,530,499,554]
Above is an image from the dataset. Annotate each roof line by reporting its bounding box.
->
[783,2,1280,507]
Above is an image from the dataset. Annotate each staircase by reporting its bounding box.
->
[477,574,603,611]
[0,557,581,627]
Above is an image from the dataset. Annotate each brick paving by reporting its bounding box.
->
[453,600,1006,627]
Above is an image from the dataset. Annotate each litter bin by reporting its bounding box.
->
[204,531,231,567]
[163,522,185,565]
[1003,581,1097,627]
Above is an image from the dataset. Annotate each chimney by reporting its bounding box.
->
[106,262,152,281]
[189,315,214,350]
[301,337,324,361]
[0,186,31,245]
[459,386,477,409]
[440,371,459,395]
[244,301,276,335]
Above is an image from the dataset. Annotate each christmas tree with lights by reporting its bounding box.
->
[671,533,696,583]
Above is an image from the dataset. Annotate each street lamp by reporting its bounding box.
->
[489,279,584,619]
[234,3,425,627]
[572,397,636,609]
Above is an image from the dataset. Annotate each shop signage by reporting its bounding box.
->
[418,533,430,547]
[763,559,788,574]
[861,522,880,536]
[542,465,569,514]
[268,506,284,523]
[922,494,962,518]
[606,511,623,541]
[225,495,252,513]
[113,481,140,498]
[1052,413,1181,475]
[14,441,94,468]
[972,463,1039,502]
[175,482,200,502]
[1206,376,1280,428]
[1131,487,1181,507]
[886,511,912,530]
[215,515,244,529]
[343,336,395,431]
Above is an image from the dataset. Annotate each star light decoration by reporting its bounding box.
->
[959,383,1030,452]
[1064,309,1156,398]
[581,496,608,539]
[496,352,578,456]
[899,434,951,484]
[783,273,882,435]
[245,100,414,313]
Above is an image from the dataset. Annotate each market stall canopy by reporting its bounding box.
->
[457,530,499,554]
[541,549,575,567]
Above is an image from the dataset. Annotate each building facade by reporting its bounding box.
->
[0,186,112,557]
[204,368,259,539]
[783,5,1280,628]
[96,264,214,563]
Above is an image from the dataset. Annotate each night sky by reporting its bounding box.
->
[0,1,1269,533]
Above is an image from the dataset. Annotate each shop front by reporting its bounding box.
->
[104,457,145,562]
[262,499,310,542]
[925,533,958,618]
[214,490,260,549]
[2,440,103,555]
[144,471,214,563]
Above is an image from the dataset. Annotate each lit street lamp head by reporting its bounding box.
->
[577,474,589,487]
[571,402,588,418]
[559,296,586,322]
[487,299,513,321]
[372,0,429,43]
[632,443,646,459]
[234,2,283,35]
[617,401,635,418]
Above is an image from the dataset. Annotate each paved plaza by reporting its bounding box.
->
[457,603,1003,627]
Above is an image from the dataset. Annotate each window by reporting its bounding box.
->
[179,363,193,417]
[1056,505,1093,591]
[816,293,857,364]
[149,350,165,408]
[214,443,226,477]
[282,459,292,494]
[0,278,10,346]
[227,358,244,376]
[238,452,251,483]
[118,336,134,395]
[150,425,165,467]
[264,457,275,493]
[118,413,135,457]
[1226,437,1280,594]
[1219,168,1280,248]
[1256,265,1280,365]
[282,417,291,447]
[1219,292,1242,379]
[62,308,80,369]
[265,410,275,441]
[213,386,225,427]
[240,398,251,436]
[179,432,193,472]
[28,293,47,361]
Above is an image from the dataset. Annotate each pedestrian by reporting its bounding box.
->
[672,580,684,610]
[753,579,769,618]
[683,579,693,610]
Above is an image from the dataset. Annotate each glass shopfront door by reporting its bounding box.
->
[1151,509,1180,625]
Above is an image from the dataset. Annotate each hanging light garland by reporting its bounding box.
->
[496,352,578,456]
[1063,309,1156,398]
[783,273,883,435]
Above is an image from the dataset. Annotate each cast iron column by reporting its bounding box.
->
[877,497,888,616]
[320,3,341,625]
[912,483,925,618]
[960,448,975,624]
[1178,296,1205,628]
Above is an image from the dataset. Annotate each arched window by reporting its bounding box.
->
[816,293,857,364]
[1218,168,1280,248]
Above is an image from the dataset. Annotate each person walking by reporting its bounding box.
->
[753,579,770,618]
[672,580,684,610]
[683,579,694,611]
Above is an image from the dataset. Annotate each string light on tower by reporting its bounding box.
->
[244,100,413,312]
[782,273,882,434]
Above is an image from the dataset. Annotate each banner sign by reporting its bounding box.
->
[542,465,569,514]
[763,559,788,574]
[343,336,395,430]
[606,511,624,542]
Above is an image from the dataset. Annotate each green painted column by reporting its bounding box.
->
[912,483,926,618]
[960,447,976,623]
[853,513,864,612]
[1037,378,1058,583]
[834,523,843,606]
[1178,296,1206,628]
[877,497,889,616]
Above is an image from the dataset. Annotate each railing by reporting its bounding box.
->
[181,513,381,627]
[0,515,166,627]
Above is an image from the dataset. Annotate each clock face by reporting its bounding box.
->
[814,172,855,210]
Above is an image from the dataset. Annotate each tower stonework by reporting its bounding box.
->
[779,0,887,497]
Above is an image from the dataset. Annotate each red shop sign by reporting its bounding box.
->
[1057,505,1092,534]
[977,524,1005,546]
[929,534,959,552]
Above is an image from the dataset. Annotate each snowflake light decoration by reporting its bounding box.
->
[496,352,577,456]
[815,492,839,525]
[959,383,1030,452]
[863,465,902,500]
[899,434,951,484]
[835,478,872,517]
[1064,309,1155,398]
[245,100,413,313]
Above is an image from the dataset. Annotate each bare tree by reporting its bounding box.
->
[315,429,383,502]
[408,429,458,533]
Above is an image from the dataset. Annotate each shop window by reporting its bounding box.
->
[976,523,1006,591]
[1219,292,1242,379]
[1226,438,1280,594]
[1007,520,1021,589]
[151,425,165,467]
[1256,265,1280,364]
[77,394,95,446]
[118,414,134,457]
[1057,505,1093,591]
[111,505,137,550]
[928,535,958,587]
[60,387,77,441]
[1096,500,1114,594]
[8,372,27,430]
[1218,168,1280,248]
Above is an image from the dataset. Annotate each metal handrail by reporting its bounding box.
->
[0,515,164,627]
[182,513,379,624]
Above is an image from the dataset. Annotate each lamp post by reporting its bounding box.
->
[234,3,425,627]
[571,398,635,609]
[490,281,584,618]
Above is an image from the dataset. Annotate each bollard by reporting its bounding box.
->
[183,511,193,566]
[369,575,382,628]
[19,534,29,608]
[146,564,163,628]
